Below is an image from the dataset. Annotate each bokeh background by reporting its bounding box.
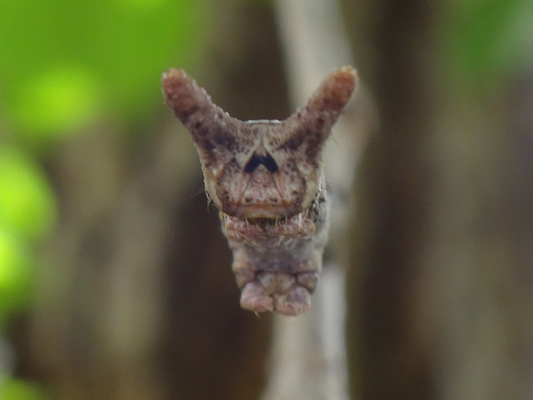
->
[1,0,533,399]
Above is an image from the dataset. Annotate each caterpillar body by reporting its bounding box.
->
[162,67,357,315]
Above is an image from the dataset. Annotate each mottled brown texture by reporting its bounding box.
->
[162,67,357,315]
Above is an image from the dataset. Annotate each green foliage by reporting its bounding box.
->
[0,0,206,139]
[0,230,33,323]
[0,379,48,400]
[11,66,104,139]
[0,148,54,322]
[446,0,533,88]
[0,148,57,240]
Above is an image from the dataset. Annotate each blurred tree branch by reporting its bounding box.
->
[260,0,373,399]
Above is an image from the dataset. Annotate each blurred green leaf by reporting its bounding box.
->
[0,230,33,320]
[0,148,57,240]
[0,0,206,138]
[446,0,533,87]
[0,379,48,400]
[11,66,104,138]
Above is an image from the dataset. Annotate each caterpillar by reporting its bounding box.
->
[162,67,357,316]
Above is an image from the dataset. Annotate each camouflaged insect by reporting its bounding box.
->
[162,67,357,316]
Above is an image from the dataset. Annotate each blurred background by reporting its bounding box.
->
[1,0,533,399]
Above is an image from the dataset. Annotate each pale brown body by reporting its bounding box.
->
[162,67,357,315]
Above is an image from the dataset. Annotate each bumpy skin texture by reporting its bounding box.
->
[162,67,357,315]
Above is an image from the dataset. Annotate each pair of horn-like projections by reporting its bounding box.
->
[162,67,357,220]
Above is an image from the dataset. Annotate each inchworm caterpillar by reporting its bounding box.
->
[162,67,357,315]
